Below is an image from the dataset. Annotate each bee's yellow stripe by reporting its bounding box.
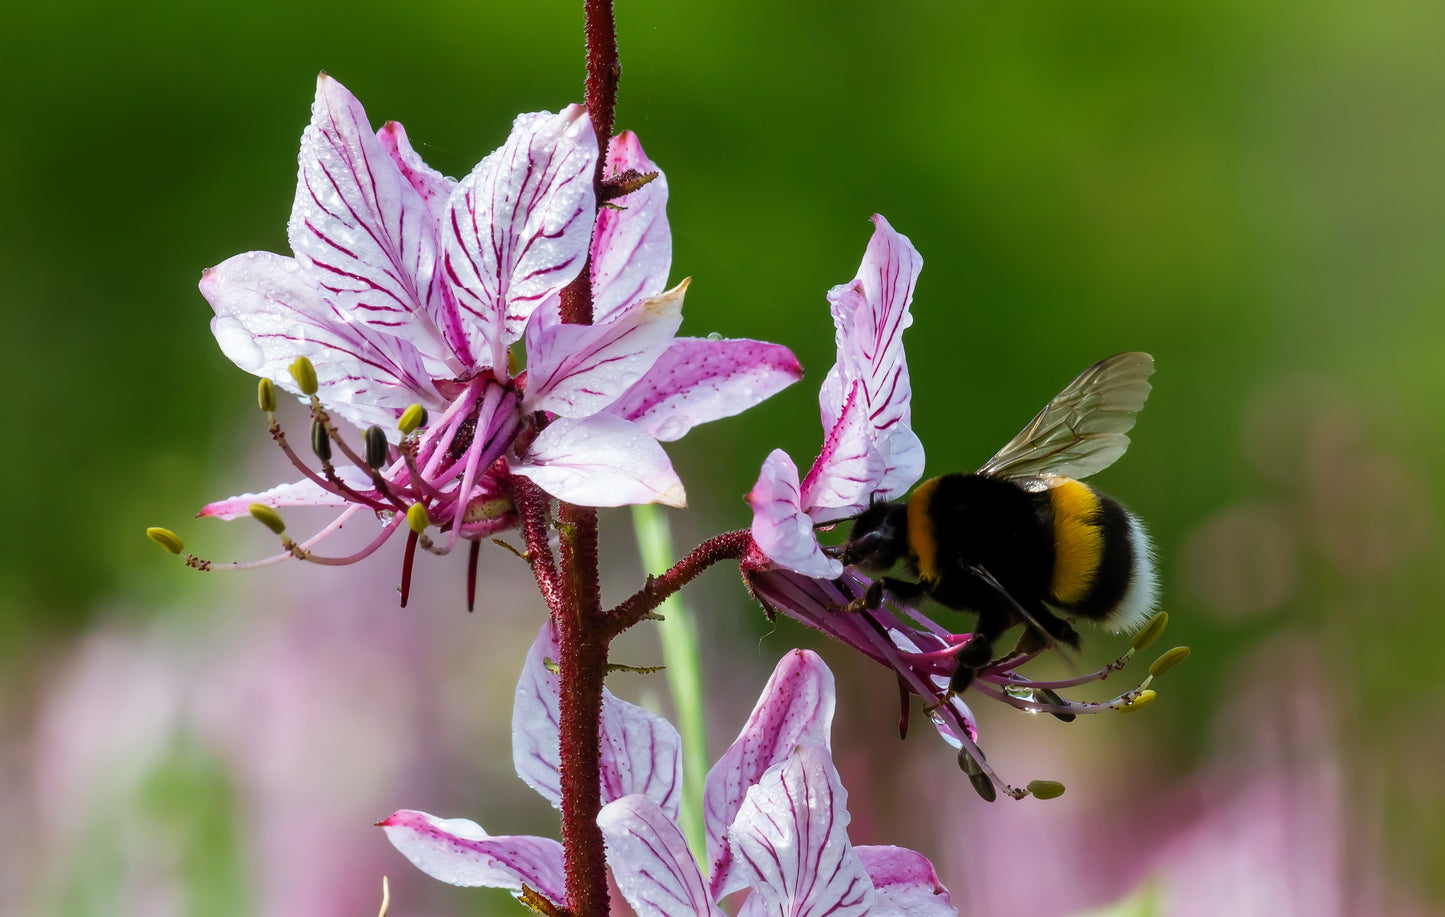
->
[907,477,942,583]
[1049,479,1104,605]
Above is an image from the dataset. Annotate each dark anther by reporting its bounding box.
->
[364,425,389,469]
[310,419,332,462]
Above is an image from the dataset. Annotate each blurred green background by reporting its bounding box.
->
[4,0,1444,913]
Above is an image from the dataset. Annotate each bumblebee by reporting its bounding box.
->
[840,352,1159,692]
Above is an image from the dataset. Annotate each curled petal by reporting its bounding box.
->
[610,337,804,442]
[202,250,442,431]
[597,796,723,917]
[729,746,873,917]
[800,381,881,524]
[198,469,371,520]
[376,119,456,225]
[378,810,566,903]
[513,415,686,508]
[748,450,842,579]
[513,620,683,820]
[855,847,957,917]
[288,74,453,365]
[442,107,598,369]
[591,131,672,322]
[705,649,836,900]
[523,281,689,417]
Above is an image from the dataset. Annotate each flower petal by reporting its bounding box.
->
[728,746,873,917]
[800,379,882,523]
[747,451,842,579]
[591,131,672,322]
[378,810,566,903]
[376,119,456,225]
[441,106,598,369]
[513,620,683,820]
[855,846,957,917]
[609,337,804,442]
[597,796,723,917]
[522,281,688,417]
[198,470,370,520]
[288,74,455,366]
[705,649,836,900]
[202,250,442,431]
[512,415,686,508]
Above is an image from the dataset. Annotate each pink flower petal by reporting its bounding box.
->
[202,250,442,432]
[609,337,804,442]
[597,796,723,917]
[288,74,455,368]
[378,810,565,903]
[513,620,683,820]
[800,380,881,524]
[376,119,456,225]
[512,415,686,508]
[747,451,842,580]
[705,649,836,899]
[855,846,956,917]
[590,131,672,322]
[728,746,873,917]
[523,281,688,417]
[198,470,370,520]
[441,106,598,370]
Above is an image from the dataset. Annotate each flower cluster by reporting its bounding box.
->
[177,75,801,601]
[381,625,956,916]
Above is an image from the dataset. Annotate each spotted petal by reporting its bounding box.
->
[597,795,724,917]
[706,649,836,899]
[441,106,598,371]
[513,620,683,820]
[609,337,804,442]
[203,250,443,432]
[512,415,686,508]
[378,810,565,903]
[591,131,672,322]
[287,74,454,368]
[747,451,842,580]
[728,746,873,917]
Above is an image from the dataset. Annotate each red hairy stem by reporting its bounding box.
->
[604,529,752,639]
[511,478,565,615]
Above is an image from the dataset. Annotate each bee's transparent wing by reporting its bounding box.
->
[977,352,1154,481]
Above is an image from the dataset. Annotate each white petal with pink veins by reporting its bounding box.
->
[523,281,688,417]
[590,131,672,322]
[598,796,724,917]
[441,106,598,370]
[800,384,881,524]
[729,746,874,917]
[378,810,566,902]
[287,74,455,367]
[202,250,443,432]
[609,337,804,442]
[747,451,842,580]
[855,846,957,917]
[375,119,457,225]
[513,415,686,508]
[198,469,372,520]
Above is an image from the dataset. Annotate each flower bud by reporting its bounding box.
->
[289,356,319,396]
[399,403,429,435]
[407,502,431,534]
[1027,780,1066,800]
[1148,645,1191,678]
[1131,612,1168,652]
[310,418,332,462]
[146,527,184,554]
[364,426,389,469]
[1119,689,1157,713]
[248,503,287,534]
[257,377,277,413]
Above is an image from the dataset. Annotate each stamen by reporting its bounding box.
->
[289,356,319,395]
[466,539,481,612]
[146,527,184,554]
[258,378,277,413]
[407,502,431,533]
[1148,645,1191,678]
[1131,612,1168,652]
[364,426,389,470]
[1026,780,1066,800]
[248,503,287,534]
[399,403,429,436]
[1117,689,1157,713]
[956,747,997,802]
[310,418,332,462]
[400,529,420,607]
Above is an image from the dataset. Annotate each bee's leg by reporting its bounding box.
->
[950,604,1011,693]
[1014,606,1080,655]
[839,576,926,613]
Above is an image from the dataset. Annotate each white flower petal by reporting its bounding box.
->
[747,451,842,579]
[590,131,672,322]
[378,810,565,902]
[855,846,957,917]
[598,796,723,917]
[513,415,686,508]
[198,469,371,520]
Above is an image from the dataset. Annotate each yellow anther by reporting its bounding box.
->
[1119,689,1157,713]
[398,403,428,435]
[407,502,431,533]
[1131,612,1169,652]
[248,503,287,535]
[146,527,184,554]
[289,356,319,395]
[258,377,277,413]
[1149,645,1191,678]
[1026,780,1066,799]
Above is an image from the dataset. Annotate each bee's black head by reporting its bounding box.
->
[841,501,909,572]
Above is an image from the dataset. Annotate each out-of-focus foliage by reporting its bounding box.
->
[4,0,1445,913]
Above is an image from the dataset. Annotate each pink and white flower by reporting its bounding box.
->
[197,74,801,593]
[381,625,955,916]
